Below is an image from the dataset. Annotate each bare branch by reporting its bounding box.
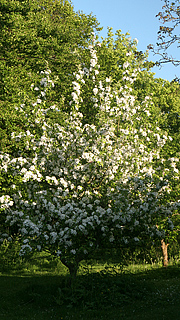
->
[148,0,180,73]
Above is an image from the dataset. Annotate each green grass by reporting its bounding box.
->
[0,253,180,320]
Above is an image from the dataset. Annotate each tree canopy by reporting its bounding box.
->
[0,0,102,152]
[0,0,101,101]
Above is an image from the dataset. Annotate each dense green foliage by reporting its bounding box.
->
[0,0,100,100]
[0,0,101,152]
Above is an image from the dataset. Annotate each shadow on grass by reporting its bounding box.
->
[0,261,180,320]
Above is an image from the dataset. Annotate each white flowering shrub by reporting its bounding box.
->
[0,44,179,276]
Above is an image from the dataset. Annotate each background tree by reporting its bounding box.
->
[0,0,101,152]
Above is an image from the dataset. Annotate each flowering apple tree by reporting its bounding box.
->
[0,44,179,276]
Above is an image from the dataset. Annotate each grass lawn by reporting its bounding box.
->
[0,253,180,320]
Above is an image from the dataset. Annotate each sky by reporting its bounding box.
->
[71,0,180,82]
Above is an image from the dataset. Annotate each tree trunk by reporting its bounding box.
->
[161,239,169,267]
[68,263,79,280]
[60,258,79,282]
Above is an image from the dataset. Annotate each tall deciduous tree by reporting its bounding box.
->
[0,0,101,152]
